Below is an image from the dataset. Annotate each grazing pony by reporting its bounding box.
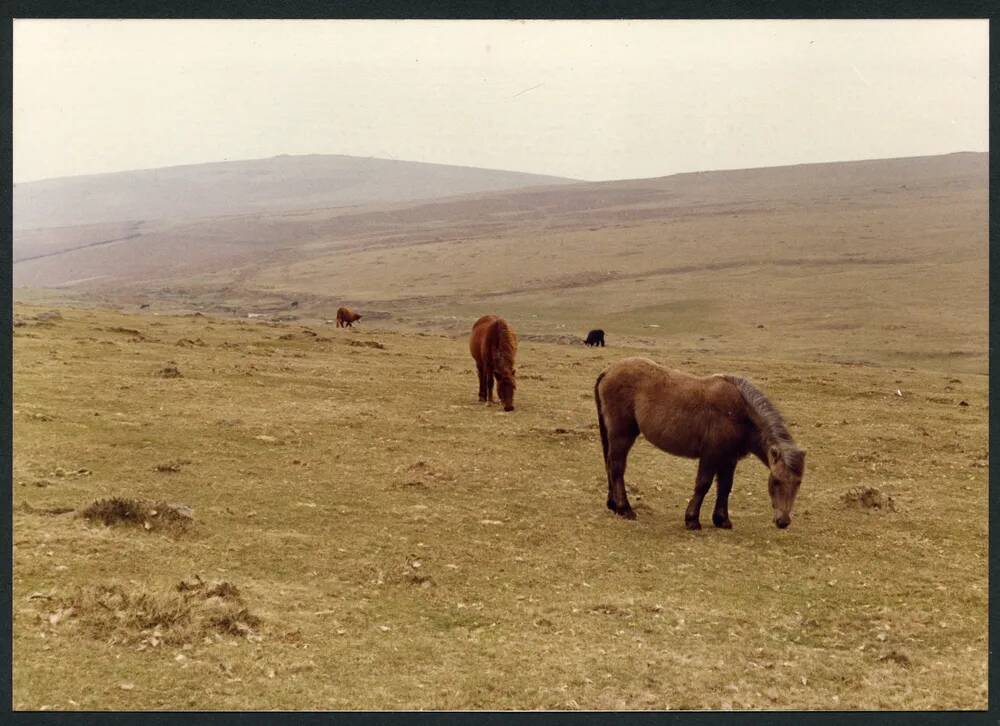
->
[336,307,362,328]
[594,357,805,530]
[469,315,518,412]
[585,329,606,347]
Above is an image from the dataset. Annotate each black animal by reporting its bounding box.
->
[139,304,150,309]
[584,329,606,347]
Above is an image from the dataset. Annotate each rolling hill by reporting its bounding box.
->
[11,153,989,710]
[13,152,988,374]
[13,153,579,231]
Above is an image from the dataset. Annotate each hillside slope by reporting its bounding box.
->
[13,153,578,231]
[13,152,988,373]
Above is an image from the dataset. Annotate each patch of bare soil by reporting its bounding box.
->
[878,649,913,668]
[104,326,145,338]
[156,364,183,378]
[534,426,597,440]
[15,312,63,331]
[842,486,896,511]
[19,502,76,516]
[38,576,261,647]
[81,497,194,533]
[15,310,63,327]
[393,460,455,489]
[153,459,192,474]
[383,558,436,589]
[47,466,92,479]
[349,340,386,350]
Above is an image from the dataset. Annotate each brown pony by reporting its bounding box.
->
[336,307,362,328]
[594,357,805,530]
[469,315,518,411]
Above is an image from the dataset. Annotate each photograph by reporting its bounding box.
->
[10,18,989,711]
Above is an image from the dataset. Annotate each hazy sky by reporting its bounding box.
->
[13,19,989,183]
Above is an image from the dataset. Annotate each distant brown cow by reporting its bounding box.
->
[336,307,362,328]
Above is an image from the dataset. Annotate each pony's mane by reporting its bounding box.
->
[493,318,517,379]
[720,375,804,474]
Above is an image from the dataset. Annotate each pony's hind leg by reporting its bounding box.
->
[684,458,718,530]
[476,362,488,402]
[711,458,737,529]
[606,430,638,520]
[484,365,496,402]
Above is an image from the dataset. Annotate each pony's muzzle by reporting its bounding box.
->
[774,513,791,529]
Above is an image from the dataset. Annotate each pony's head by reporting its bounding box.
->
[497,369,516,411]
[766,443,805,528]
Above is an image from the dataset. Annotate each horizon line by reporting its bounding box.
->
[14,147,989,187]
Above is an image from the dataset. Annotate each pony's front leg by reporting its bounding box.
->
[711,458,737,529]
[684,458,717,530]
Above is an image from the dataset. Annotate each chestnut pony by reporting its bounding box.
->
[336,307,362,328]
[469,315,518,411]
[595,357,805,530]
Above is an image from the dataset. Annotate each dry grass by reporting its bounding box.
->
[12,303,987,711]
[14,154,987,378]
[36,577,260,649]
[841,487,896,512]
[80,497,193,534]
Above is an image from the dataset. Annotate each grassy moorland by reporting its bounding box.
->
[12,303,987,710]
[15,154,987,381]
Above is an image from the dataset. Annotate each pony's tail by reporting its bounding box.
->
[594,371,610,469]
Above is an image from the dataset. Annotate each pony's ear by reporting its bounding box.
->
[767,444,781,468]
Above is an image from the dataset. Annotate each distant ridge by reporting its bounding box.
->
[13,153,579,230]
[13,151,986,294]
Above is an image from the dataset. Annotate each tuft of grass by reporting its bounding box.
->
[841,486,896,511]
[80,497,193,533]
[44,579,261,646]
[156,365,183,378]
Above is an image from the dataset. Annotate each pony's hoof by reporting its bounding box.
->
[685,519,702,530]
[616,506,637,520]
[712,515,732,529]
[606,498,616,512]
